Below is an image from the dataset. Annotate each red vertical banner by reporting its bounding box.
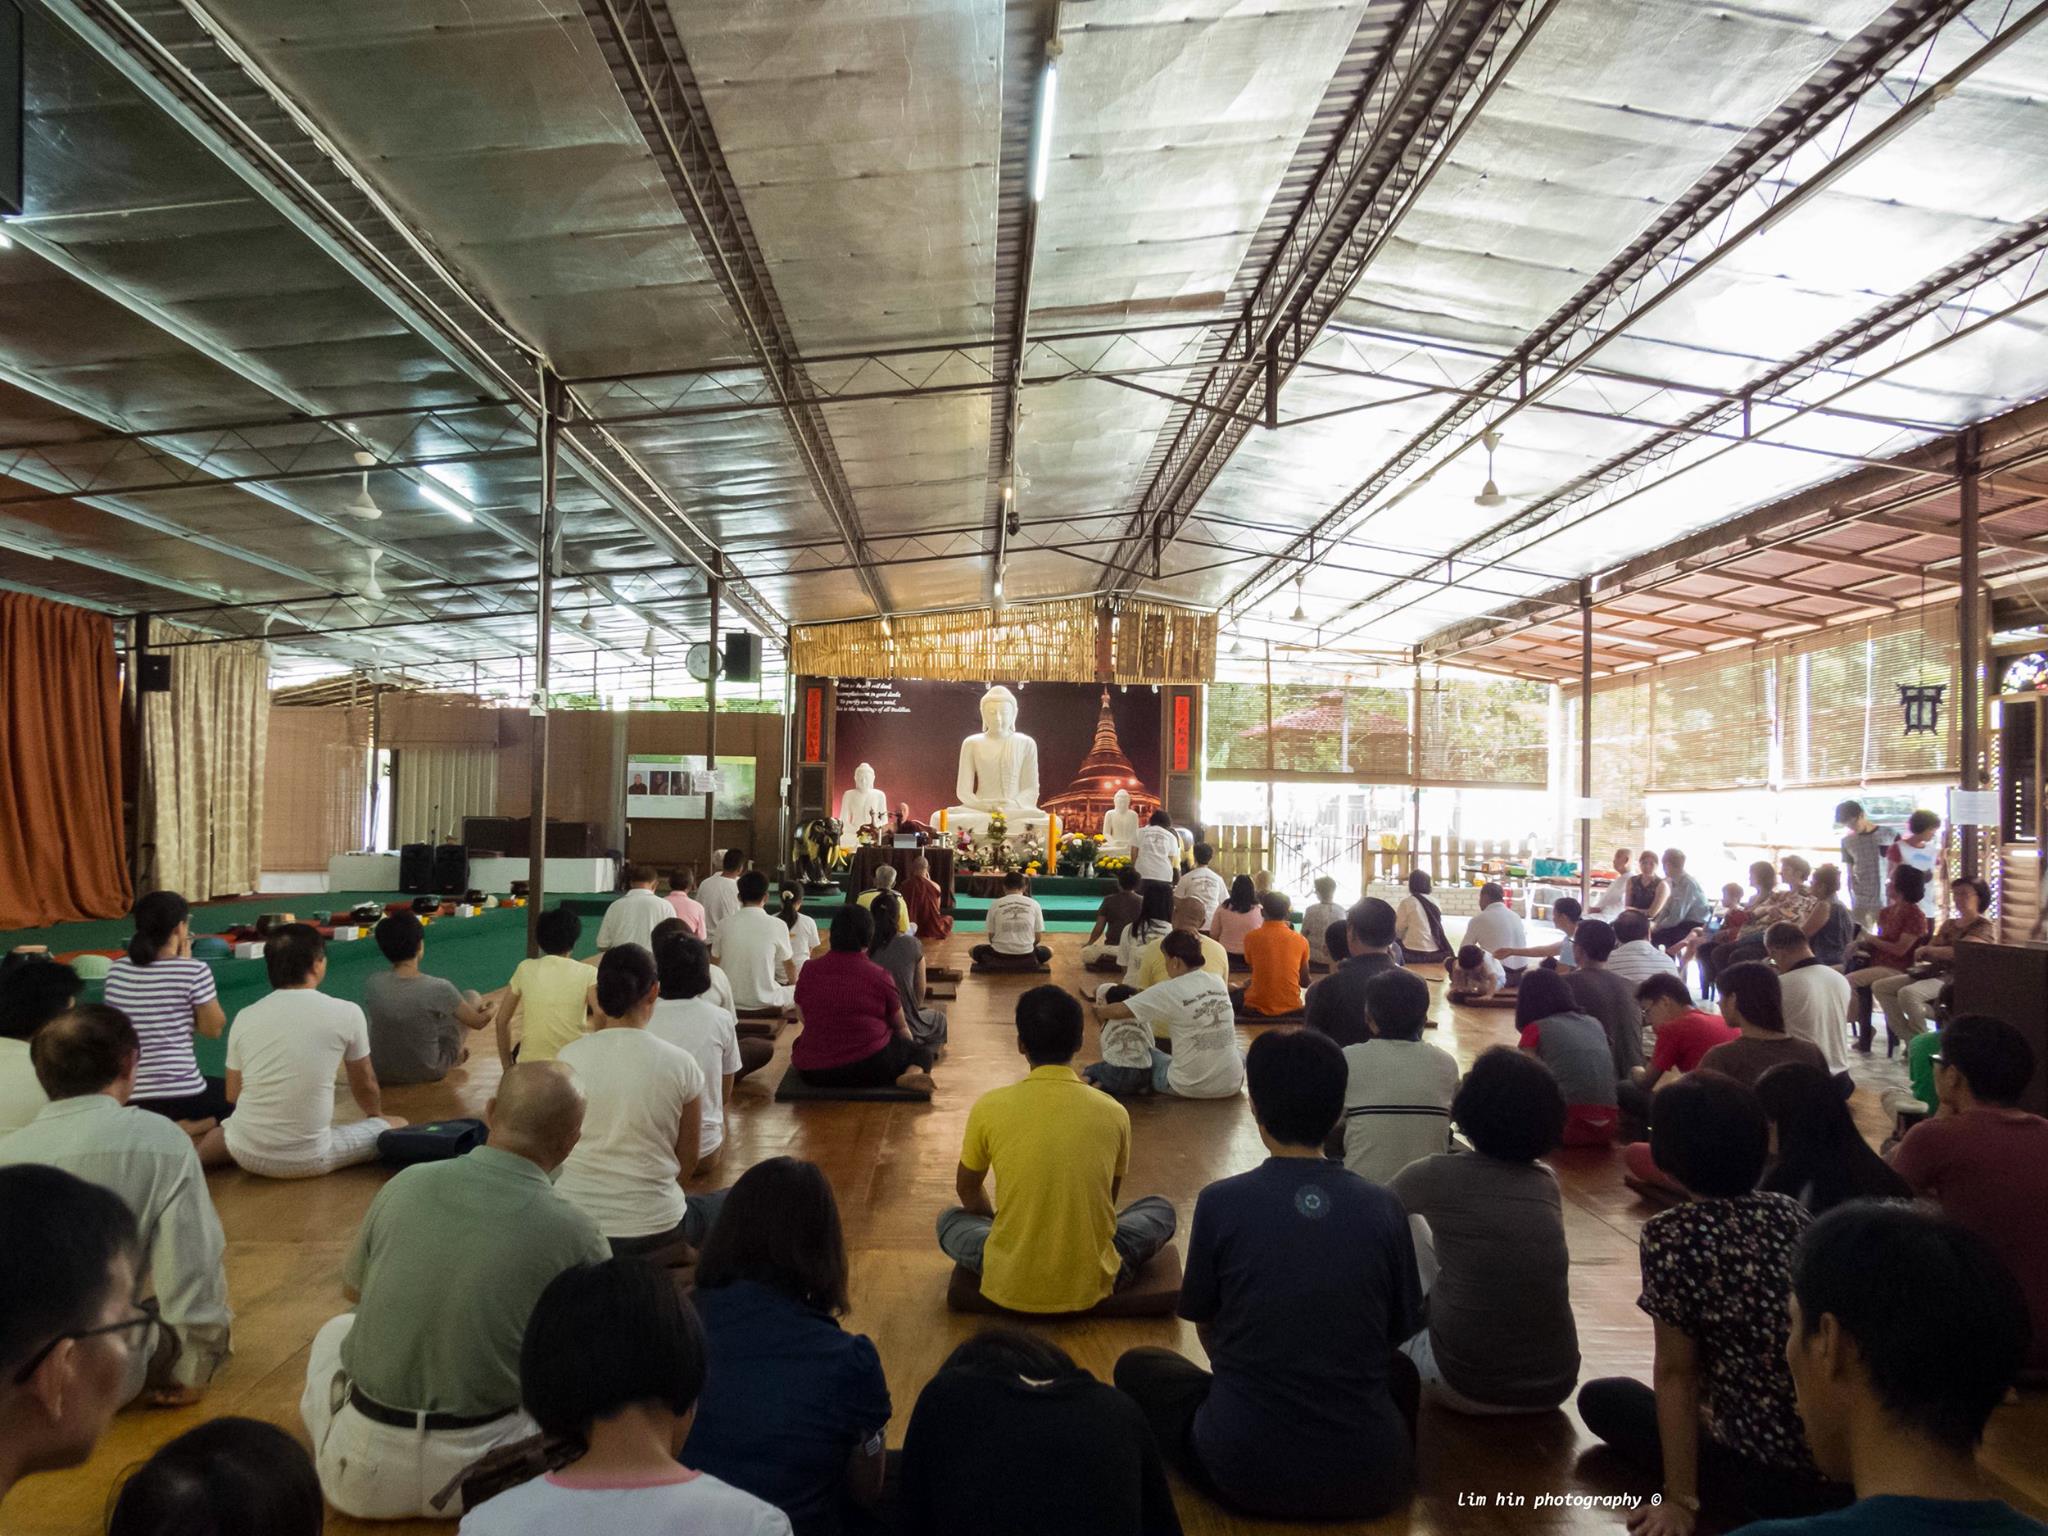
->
[1171,693,1192,773]
[802,684,825,763]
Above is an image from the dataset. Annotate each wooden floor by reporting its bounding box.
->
[8,930,2045,1535]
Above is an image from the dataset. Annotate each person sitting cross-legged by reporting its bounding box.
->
[686,1158,893,1536]
[1887,1014,2048,1380]
[1393,870,1454,967]
[1616,972,1737,1139]
[900,853,953,944]
[0,1005,230,1408]
[898,1328,1184,1536]
[715,870,797,1013]
[790,905,937,1096]
[1567,919,1648,1080]
[1514,969,1618,1146]
[0,1165,144,1511]
[1088,931,1243,1100]
[301,1062,609,1521]
[1606,910,1681,990]
[0,956,79,1134]
[365,910,490,1086]
[1764,923,1855,1099]
[1237,891,1309,1017]
[937,986,1176,1313]
[867,891,948,1053]
[1303,876,1344,971]
[649,930,766,1181]
[971,871,1050,970]
[1115,1029,1423,1522]
[556,945,723,1257]
[1390,1046,1579,1414]
[456,1258,791,1535]
[1096,896,1225,1006]
[214,924,406,1179]
[1081,867,1146,969]
[1463,882,1530,985]
[1578,1073,1850,1532]
[1173,843,1230,929]
[1209,876,1263,969]
[1731,1203,2045,1536]
[1305,897,1401,1046]
[490,905,594,1068]
[1336,968,1458,1184]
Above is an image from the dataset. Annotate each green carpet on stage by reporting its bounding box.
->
[3,892,622,1080]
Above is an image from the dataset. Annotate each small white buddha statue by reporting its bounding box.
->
[836,762,890,850]
[1099,788,1140,856]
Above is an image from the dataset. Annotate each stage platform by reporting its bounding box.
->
[2,891,619,1079]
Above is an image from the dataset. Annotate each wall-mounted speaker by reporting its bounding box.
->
[796,764,827,819]
[138,655,172,693]
[723,631,761,684]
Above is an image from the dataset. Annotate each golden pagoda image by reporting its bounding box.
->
[1041,689,1161,836]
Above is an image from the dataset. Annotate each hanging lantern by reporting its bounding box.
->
[1899,682,1945,736]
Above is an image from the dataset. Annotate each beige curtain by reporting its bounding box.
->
[137,624,270,899]
[393,744,498,847]
[261,705,372,871]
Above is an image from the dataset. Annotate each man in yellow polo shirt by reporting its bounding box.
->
[937,987,1177,1312]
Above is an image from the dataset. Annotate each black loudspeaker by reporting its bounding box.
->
[723,631,761,684]
[795,764,827,819]
[432,844,469,896]
[138,655,172,692]
[398,842,434,894]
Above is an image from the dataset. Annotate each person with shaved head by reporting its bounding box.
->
[299,1062,608,1520]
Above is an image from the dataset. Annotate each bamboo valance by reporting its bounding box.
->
[790,599,1216,685]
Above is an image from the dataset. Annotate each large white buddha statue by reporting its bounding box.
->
[1100,789,1140,856]
[939,685,1053,845]
[836,762,890,849]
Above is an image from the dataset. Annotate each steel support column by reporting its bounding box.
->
[1959,427,1983,884]
[706,571,722,875]
[1579,581,1593,906]
[526,373,564,957]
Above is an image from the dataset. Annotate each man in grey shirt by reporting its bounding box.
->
[1834,800,1896,934]
[0,1004,231,1406]
[1562,919,1644,1078]
[366,911,488,1084]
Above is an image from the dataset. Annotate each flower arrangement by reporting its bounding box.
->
[1057,831,1102,877]
[1095,853,1132,874]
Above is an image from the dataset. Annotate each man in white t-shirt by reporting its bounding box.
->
[695,849,746,944]
[1461,883,1530,981]
[219,925,405,1179]
[1593,848,1632,917]
[597,865,675,954]
[1118,930,1244,1098]
[1133,813,1182,888]
[648,935,752,1177]
[971,872,1049,970]
[1338,968,1458,1182]
[1765,921,1855,1090]
[711,871,795,1011]
[1603,910,1681,990]
[1172,842,1230,926]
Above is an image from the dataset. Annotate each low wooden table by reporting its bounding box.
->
[848,845,955,907]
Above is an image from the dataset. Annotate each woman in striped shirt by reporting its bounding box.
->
[103,891,231,1165]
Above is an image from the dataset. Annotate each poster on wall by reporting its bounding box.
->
[626,755,756,820]
[831,679,1161,836]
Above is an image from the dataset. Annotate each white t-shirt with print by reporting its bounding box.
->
[984,894,1045,955]
[1125,970,1243,1098]
[458,1469,791,1536]
[649,996,745,1157]
[1173,865,1229,925]
[697,873,742,941]
[222,989,372,1162]
[715,906,794,1009]
[1133,826,1181,883]
[554,1028,707,1240]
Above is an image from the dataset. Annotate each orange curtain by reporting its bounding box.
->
[0,593,133,929]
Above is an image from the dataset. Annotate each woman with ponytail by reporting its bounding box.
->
[103,890,231,1159]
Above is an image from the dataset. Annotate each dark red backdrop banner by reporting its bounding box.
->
[0,593,133,929]
[832,679,1161,834]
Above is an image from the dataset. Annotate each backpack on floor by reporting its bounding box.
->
[377,1118,488,1168]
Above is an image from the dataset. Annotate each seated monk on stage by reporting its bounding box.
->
[902,853,952,942]
[892,803,931,839]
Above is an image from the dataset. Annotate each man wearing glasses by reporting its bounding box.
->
[0,1164,146,1509]
[0,1004,231,1406]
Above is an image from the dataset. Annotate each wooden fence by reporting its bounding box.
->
[1208,824,1541,896]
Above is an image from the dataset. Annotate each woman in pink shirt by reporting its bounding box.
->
[790,905,936,1096]
[1210,875,1264,970]
[665,866,707,939]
